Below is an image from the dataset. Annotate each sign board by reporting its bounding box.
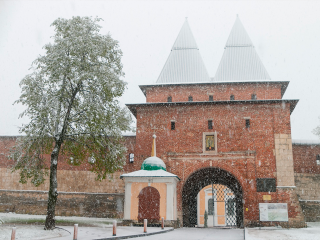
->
[259,203,288,222]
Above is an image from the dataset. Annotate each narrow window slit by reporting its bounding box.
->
[171,121,175,130]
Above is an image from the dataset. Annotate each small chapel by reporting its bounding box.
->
[1,16,320,228]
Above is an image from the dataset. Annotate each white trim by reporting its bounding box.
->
[166,183,173,220]
[123,182,132,219]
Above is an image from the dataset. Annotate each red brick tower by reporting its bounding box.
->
[126,17,305,228]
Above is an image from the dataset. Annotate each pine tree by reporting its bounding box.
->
[10,16,132,230]
[204,210,208,228]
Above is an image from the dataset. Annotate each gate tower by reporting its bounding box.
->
[125,16,305,227]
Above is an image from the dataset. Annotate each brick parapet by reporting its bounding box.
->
[143,82,283,103]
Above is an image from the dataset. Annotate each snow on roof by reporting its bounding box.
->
[292,139,320,145]
[120,169,180,179]
[214,16,271,81]
[141,156,166,171]
[122,132,136,137]
[156,19,211,84]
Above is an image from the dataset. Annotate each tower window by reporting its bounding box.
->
[171,121,175,130]
[208,120,213,129]
[209,95,213,102]
[245,119,250,128]
[188,96,193,102]
[251,94,257,100]
[167,96,172,102]
[230,95,235,100]
[316,154,320,165]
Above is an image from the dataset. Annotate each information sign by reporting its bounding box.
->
[259,203,288,222]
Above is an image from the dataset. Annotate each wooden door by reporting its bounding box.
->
[138,186,160,222]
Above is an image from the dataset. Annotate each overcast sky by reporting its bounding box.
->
[1,0,320,140]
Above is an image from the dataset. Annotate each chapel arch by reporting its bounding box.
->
[182,167,243,228]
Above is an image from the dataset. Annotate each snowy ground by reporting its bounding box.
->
[1,213,320,240]
[0,212,114,227]
[245,222,320,240]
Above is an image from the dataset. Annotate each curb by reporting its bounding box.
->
[93,228,174,240]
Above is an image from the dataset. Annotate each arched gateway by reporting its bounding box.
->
[182,168,243,228]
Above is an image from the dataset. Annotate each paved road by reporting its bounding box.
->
[131,228,245,240]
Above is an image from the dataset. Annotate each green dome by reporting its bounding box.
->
[141,156,166,171]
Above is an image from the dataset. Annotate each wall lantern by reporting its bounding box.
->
[129,153,134,163]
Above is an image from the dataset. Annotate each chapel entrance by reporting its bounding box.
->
[138,186,160,222]
[182,168,243,228]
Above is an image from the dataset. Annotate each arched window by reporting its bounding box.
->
[188,96,193,102]
[251,94,257,100]
[167,96,172,102]
[208,198,214,215]
[209,95,213,102]
[230,95,235,100]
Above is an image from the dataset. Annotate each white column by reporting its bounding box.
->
[166,183,173,220]
[123,182,132,219]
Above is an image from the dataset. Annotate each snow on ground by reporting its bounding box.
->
[0,225,69,240]
[1,213,320,240]
[245,222,320,240]
[0,212,115,225]
[131,228,245,240]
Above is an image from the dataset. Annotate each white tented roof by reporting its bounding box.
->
[120,169,179,179]
[156,19,211,84]
[214,16,271,81]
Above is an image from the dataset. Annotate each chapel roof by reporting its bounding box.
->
[214,16,271,81]
[120,135,179,179]
[156,19,211,84]
[120,169,179,179]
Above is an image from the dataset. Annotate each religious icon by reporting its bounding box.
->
[205,135,215,151]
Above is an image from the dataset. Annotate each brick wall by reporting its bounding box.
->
[292,144,320,174]
[292,144,320,221]
[0,190,124,218]
[0,136,135,217]
[144,82,283,103]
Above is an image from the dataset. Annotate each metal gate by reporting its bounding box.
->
[206,184,237,227]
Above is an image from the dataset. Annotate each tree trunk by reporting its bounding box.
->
[44,142,61,230]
